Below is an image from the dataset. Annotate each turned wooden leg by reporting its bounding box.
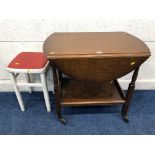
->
[55,99,66,124]
[52,66,66,125]
[121,67,139,123]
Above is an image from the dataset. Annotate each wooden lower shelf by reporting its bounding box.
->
[61,78,125,106]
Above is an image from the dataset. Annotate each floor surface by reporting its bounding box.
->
[0,91,155,135]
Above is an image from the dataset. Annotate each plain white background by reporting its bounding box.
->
[0,136,154,155]
[0,0,154,19]
[0,0,155,154]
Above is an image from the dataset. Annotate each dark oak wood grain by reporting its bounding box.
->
[44,32,150,82]
[43,32,151,124]
[43,32,150,57]
[51,57,147,82]
[61,78,125,106]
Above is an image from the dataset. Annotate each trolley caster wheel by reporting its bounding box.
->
[122,115,129,123]
[59,118,67,125]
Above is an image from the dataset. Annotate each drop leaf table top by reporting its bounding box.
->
[43,32,151,124]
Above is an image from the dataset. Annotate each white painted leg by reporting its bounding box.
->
[25,73,32,93]
[9,73,25,111]
[49,66,54,94]
[40,72,51,112]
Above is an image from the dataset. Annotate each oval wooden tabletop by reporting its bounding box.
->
[43,32,150,58]
[43,32,151,82]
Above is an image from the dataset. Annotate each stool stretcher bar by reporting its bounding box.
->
[17,83,42,87]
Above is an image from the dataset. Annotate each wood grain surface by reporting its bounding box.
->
[43,32,150,82]
[43,32,150,58]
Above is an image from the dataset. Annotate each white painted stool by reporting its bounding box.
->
[6,52,51,112]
